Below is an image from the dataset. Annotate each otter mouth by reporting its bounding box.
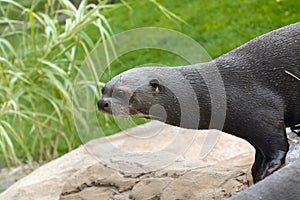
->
[98,98,163,121]
[100,109,157,120]
[98,100,148,118]
[126,107,153,119]
[130,113,157,119]
[101,108,132,118]
[130,112,167,122]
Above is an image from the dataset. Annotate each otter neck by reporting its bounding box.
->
[166,66,212,130]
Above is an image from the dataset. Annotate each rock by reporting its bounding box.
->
[1,121,255,200]
[0,165,32,194]
[228,158,300,200]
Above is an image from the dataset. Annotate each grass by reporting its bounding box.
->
[105,0,300,59]
[0,0,300,167]
[285,70,300,81]
[0,0,115,167]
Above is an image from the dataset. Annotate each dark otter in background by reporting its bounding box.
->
[98,22,300,183]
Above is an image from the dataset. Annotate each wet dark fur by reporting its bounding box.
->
[98,22,300,183]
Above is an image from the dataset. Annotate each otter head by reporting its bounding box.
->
[97,67,182,125]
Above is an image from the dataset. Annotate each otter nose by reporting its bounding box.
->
[97,99,111,111]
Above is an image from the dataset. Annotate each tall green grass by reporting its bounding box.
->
[0,0,116,166]
[0,0,186,167]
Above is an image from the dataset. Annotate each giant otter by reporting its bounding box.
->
[97,22,300,183]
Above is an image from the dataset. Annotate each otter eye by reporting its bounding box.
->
[114,89,125,99]
[101,87,105,94]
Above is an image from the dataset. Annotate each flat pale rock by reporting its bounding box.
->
[1,121,255,200]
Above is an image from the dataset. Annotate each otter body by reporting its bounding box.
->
[98,22,300,183]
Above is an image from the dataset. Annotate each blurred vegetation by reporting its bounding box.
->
[0,0,116,167]
[0,0,299,167]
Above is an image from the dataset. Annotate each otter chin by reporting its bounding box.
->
[98,22,300,184]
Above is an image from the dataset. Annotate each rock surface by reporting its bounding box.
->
[1,121,257,200]
[0,164,34,194]
[228,157,300,200]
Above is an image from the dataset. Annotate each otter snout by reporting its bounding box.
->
[97,98,112,113]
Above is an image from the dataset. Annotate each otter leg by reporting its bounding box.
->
[251,130,289,183]
[252,150,287,183]
[251,149,264,182]
[260,149,287,179]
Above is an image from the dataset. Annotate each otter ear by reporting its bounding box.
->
[149,79,160,87]
[149,79,161,94]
